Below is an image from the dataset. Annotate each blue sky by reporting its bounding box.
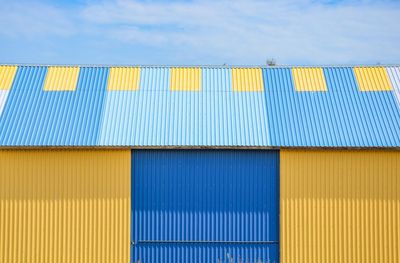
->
[0,0,399,65]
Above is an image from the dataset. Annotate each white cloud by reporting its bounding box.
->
[0,0,399,64]
[0,1,75,39]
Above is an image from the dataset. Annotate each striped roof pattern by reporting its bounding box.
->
[0,65,399,147]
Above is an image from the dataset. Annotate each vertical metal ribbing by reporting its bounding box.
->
[281,149,400,263]
[0,149,131,263]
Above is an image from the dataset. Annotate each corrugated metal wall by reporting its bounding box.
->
[280,149,400,263]
[131,150,279,263]
[0,150,131,263]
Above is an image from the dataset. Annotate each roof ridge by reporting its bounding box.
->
[1,63,400,68]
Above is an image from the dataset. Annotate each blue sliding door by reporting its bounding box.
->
[131,150,279,263]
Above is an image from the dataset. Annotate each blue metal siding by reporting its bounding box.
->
[133,243,279,263]
[0,66,107,146]
[131,150,279,263]
[264,67,400,147]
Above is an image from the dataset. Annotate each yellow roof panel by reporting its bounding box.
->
[170,67,201,91]
[43,66,80,91]
[292,67,327,92]
[232,68,263,92]
[354,67,392,91]
[108,67,140,91]
[0,66,17,90]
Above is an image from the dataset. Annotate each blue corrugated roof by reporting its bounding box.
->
[264,67,400,147]
[0,66,107,146]
[0,65,399,147]
[99,67,269,146]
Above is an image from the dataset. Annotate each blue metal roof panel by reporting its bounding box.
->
[0,66,107,146]
[264,67,400,147]
[0,65,399,147]
[98,67,269,146]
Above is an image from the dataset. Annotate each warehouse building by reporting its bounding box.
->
[0,64,399,263]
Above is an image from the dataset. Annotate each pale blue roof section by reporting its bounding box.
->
[0,90,10,116]
[264,67,400,147]
[202,67,231,92]
[140,66,170,91]
[98,67,270,146]
[387,67,400,108]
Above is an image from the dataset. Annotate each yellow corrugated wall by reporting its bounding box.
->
[0,150,130,263]
[281,150,400,263]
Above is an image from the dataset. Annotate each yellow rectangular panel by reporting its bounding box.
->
[232,68,263,92]
[354,67,392,91]
[0,150,130,263]
[108,67,140,91]
[292,67,327,91]
[170,67,201,91]
[281,149,400,263]
[0,65,17,90]
[43,66,80,91]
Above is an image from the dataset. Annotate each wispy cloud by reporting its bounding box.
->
[0,0,399,65]
[0,1,75,39]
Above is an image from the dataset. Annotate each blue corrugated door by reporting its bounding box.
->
[131,150,279,263]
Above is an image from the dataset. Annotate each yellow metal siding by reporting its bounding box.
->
[0,150,131,263]
[292,67,328,91]
[231,68,263,92]
[0,65,17,90]
[354,67,392,91]
[281,150,400,263]
[170,67,201,91]
[107,67,141,91]
[43,67,80,91]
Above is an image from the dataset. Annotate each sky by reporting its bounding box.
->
[0,0,399,66]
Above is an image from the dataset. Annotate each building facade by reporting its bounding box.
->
[0,65,399,263]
